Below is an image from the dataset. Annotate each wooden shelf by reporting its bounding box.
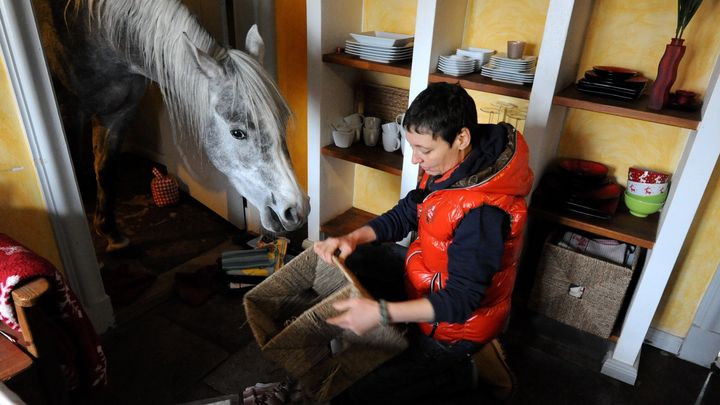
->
[321,207,377,237]
[429,72,532,100]
[321,142,403,175]
[553,85,701,129]
[322,52,411,77]
[529,199,659,249]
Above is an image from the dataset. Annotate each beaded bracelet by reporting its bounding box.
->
[378,299,390,326]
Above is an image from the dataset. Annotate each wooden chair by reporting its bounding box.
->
[1,277,68,404]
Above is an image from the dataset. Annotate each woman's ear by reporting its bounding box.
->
[456,127,472,150]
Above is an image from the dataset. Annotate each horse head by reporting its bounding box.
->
[183,26,309,233]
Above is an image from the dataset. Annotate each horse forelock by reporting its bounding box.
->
[225,50,291,141]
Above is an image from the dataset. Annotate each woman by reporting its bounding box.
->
[314,82,533,403]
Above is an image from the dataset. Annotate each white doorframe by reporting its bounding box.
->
[678,262,720,367]
[0,1,114,332]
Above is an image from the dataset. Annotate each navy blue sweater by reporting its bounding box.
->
[368,128,509,323]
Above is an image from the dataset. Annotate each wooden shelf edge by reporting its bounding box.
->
[529,203,658,249]
[321,207,377,237]
[429,72,531,100]
[553,86,701,129]
[322,52,412,77]
[321,143,403,176]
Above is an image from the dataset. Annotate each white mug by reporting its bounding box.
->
[364,116,382,130]
[382,123,401,152]
[396,113,407,155]
[344,113,364,142]
[332,129,355,148]
[363,127,380,146]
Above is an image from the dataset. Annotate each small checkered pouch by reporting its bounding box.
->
[151,167,179,207]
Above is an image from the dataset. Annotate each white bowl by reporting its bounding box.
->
[626,180,669,196]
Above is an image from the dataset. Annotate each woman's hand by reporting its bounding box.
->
[313,235,355,263]
[313,226,377,264]
[326,297,381,335]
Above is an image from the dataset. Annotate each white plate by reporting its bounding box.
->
[439,67,474,75]
[346,49,412,61]
[438,61,475,68]
[483,65,536,77]
[345,45,413,56]
[345,40,414,51]
[349,31,414,47]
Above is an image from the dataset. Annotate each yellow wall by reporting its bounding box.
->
[276,0,308,191]
[0,54,63,269]
[558,0,720,336]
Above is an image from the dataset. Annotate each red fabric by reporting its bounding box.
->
[405,129,533,344]
[151,167,180,207]
[0,234,108,388]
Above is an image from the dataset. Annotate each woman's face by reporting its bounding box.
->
[406,128,470,176]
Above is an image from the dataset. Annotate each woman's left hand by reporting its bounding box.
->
[326,297,381,336]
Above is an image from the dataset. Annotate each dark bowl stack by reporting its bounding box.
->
[576,66,649,101]
[534,158,623,220]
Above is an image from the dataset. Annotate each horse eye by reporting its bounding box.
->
[230,129,247,140]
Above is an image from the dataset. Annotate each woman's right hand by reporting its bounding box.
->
[313,234,357,264]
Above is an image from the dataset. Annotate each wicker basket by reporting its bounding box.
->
[243,247,407,401]
[354,83,409,123]
[528,237,638,338]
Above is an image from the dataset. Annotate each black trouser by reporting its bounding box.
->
[335,244,479,404]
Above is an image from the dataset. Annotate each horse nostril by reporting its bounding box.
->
[284,207,298,223]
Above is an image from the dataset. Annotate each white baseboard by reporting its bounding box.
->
[601,342,639,385]
[644,327,684,354]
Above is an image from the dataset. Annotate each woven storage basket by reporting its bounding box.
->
[355,83,409,123]
[244,247,407,402]
[528,237,638,338]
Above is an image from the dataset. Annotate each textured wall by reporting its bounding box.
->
[559,0,720,337]
[0,54,63,269]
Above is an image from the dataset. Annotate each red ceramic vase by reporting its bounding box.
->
[648,38,686,110]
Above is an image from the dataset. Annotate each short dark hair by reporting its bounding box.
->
[402,82,477,145]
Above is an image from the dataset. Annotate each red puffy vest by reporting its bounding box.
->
[405,126,533,343]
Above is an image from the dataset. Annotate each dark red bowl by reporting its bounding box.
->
[558,158,609,179]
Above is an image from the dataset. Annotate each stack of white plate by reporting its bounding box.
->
[437,55,475,76]
[455,48,495,71]
[481,53,537,85]
[345,31,414,63]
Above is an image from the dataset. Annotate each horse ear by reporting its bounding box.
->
[182,32,223,79]
[245,24,265,65]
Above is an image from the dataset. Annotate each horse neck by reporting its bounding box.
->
[87,0,218,85]
[81,0,220,138]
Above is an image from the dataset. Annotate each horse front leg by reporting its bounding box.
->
[91,117,129,252]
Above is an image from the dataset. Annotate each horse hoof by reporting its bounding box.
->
[105,236,130,252]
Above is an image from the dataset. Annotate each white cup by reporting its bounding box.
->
[363,127,380,146]
[395,113,407,155]
[332,128,355,148]
[344,113,364,142]
[382,123,401,152]
[364,116,381,130]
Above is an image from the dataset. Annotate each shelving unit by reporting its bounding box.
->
[553,85,701,129]
[308,0,720,386]
[320,143,403,175]
[322,52,411,77]
[529,202,658,249]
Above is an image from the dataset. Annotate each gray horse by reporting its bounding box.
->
[33,0,309,251]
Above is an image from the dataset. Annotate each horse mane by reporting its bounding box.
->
[66,0,290,145]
